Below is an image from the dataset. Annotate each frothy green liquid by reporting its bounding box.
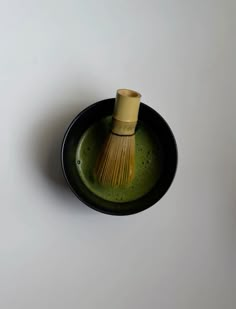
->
[76,116,162,202]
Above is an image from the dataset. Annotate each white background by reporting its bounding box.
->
[1,1,235,308]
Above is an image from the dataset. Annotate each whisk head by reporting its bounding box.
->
[94,133,135,187]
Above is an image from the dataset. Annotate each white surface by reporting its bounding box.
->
[1,1,236,308]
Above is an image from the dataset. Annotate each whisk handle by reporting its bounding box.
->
[112,89,141,135]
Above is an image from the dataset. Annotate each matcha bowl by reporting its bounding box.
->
[61,98,177,215]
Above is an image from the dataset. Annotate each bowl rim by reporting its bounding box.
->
[61,99,178,215]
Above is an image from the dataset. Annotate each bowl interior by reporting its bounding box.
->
[61,99,178,215]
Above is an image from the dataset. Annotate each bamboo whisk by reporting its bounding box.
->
[94,89,141,186]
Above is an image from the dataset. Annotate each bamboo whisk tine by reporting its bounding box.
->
[95,134,135,186]
[94,89,141,187]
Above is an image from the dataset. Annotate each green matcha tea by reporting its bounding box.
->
[76,116,162,202]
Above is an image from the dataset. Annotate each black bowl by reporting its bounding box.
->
[61,98,178,215]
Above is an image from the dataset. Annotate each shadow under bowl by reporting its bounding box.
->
[61,98,178,215]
